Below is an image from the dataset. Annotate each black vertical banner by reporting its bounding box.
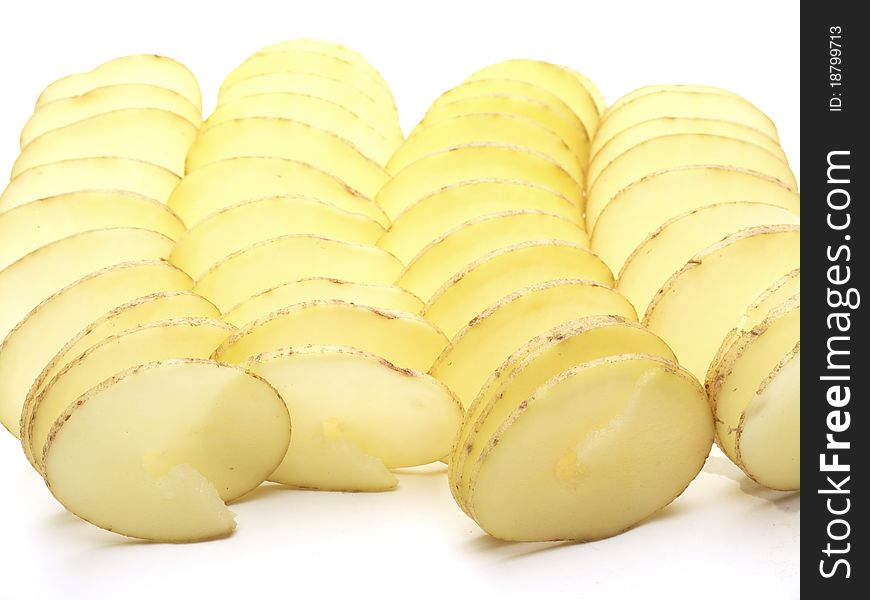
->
[803,1,866,596]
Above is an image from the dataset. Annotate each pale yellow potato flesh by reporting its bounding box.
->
[21,83,202,147]
[389,113,583,181]
[617,202,800,316]
[604,85,741,118]
[26,318,234,474]
[170,196,384,280]
[203,94,395,166]
[185,118,389,198]
[591,166,801,274]
[378,180,580,263]
[450,317,677,511]
[36,54,202,111]
[0,191,184,271]
[166,157,387,227]
[255,39,391,90]
[736,350,800,491]
[430,280,637,408]
[43,359,290,541]
[586,134,797,231]
[215,300,447,372]
[465,355,713,542]
[0,260,192,436]
[396,213,593,301]
[375,145,583,220]
[421,242,614,338]
[12,109,198,178]
[644,225,800,381]
[193,235,403,313]
[222,278,422,327]
[246,346,461,490]
[562,67,607,115]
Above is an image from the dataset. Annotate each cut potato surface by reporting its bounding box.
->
[222,278,422,327]
[0,157,180,213]
[193,235,403,313]
[215,301,448,371]
[170,195,384,280]
[246,346,461,490]
[0,260,192,436]
[465,355,713,541]
[166,157,387,227]
[12,109,198,178]
[43,359,290,541]
[0,191,184,271]
[257,39,388,83]
[591,166,801,274]
[421,242,614,338]
[617,202,800,315]
[430,280,637,408]
[563,67,606,115]
[604,84,741,118]
[644,225,800,381]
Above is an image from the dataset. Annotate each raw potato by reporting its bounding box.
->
[185,118,389,198]
[257,39,390,87]
[12,109,198,178]
[169,196,384,279]
[590,166,801,274]
[563,66,607,114]
[420,242,614,338]
[0,157,180,212]
[166,157,387,227]
[430,280,637,407]
[222,278,422,327]
[465,355,713,542]
[42,359,290,542]
[193,235,404,313]
[215,300,448,371]
[603,84,741,117]
[245,346,462,490]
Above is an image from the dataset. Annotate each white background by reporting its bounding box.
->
[0,1,799,598]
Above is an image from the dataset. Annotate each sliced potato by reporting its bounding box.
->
[604,85,741,118]
[12,109,198,178]
[43,359,290,541]
[166,157,387,227]
[421,242,613,338]
[563,66,606,115]
[591,166,801,274]
[170,196,384,280]
[464,354,713,541]
[430,280,637,407]
[215,300,447,372]
[246,346,461,490]
[256,39,390,88]
[193,235,403,313]
[223,278,422,327]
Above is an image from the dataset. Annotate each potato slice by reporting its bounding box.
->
[396,213,593,300]
[185,118,388,198]
[245,346,461,490]
[215,300,447,371]
[450,317,676,510]
[166,157,387,227]
[203,94,394,166]
[193,235,403,313]
[643,225,800,380]
[591,166,801,274]
[0,227,174,349]
[26,318,234,473]
[421,242,613,337]
[12,109,198,178]
[430,280,637,407]
[603,85,741,118]
[586,134,797,231]
[464,354,713,541]
[618,202,800,315]
[36,54,202,111]
[375,144,583,220]
[256,39,390,89]
[43,359,290,541]
[170,196,384,280]
[0,260,192,436]
[222,278,422,327]
[21,83,201,147]
[378,180,580,263]
[562,67,607,115]
[0,191,184,271]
